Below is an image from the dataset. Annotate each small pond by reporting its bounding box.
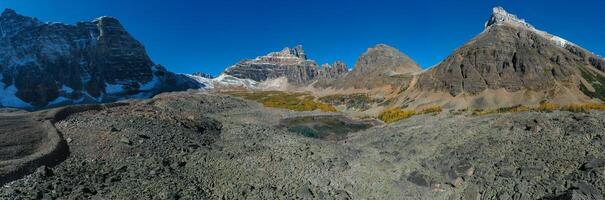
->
[280,115,379,141]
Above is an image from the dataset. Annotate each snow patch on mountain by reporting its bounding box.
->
[0,74,31,108]
[214,74,258,88]
[105,83,125,94]
[185,74,214,89]
[187,73,259,89]
[60,85,74,94]
[139,65,161,91]
[48,96,70,106]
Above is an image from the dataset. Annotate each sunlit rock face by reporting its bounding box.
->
[417,7,605,97]
[223,45,326,85]
[0,9,201,109]
[317,61,348,79]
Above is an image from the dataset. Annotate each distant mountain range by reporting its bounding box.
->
[1,7,604,110]
[191,6,605,110]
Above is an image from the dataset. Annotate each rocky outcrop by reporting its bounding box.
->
[330,44,421,90]
[222,45,322,85]
[0,9,202,109]
[416,7,605,99]
[317,61,348,79]
[191,72,214,79]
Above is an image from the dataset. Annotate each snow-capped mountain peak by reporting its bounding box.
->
[484,6,575,49]
[485,7,534,29]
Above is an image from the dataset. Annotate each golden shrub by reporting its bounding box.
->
[378,108,417,123]
[536,102,559,112]
[560,103,605,112]
[419,105,443,114]
[228,91,337,112]
[379,105,442,123]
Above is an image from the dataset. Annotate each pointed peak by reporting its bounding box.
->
[1,8,17,17]
[366,44,402,55]
[373,43,392,49]
[260,45,308,60]
[333,60,346,65]
[290,45,307,60]
[485,6,534,29]
[93,16,121,25]
[293,44,304,51]
[279,47,291,54]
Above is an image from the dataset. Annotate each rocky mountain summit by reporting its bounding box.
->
[0,9,201,109]
[325,44,421,91]
[221,45,348,87]
[415,7,605,106]
[222,45,320,85]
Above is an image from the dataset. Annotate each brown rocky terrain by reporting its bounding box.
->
[413,7,605,109]
[0,92,604,199]
[323,44,421,92]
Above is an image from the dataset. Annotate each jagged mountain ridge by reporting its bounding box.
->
[0,9,201,109]
[414,7,605,107]
[215,43,421,92]
[218,45,348,87]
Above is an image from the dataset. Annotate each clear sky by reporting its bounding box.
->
[1,0,603,76]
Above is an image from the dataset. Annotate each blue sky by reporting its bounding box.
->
[1,0,603,76]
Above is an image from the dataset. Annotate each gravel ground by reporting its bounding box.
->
[1,92,604,199]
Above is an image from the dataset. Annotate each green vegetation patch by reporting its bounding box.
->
[579,68,605,99]
[378,105,442,123]
[228,91,337,112]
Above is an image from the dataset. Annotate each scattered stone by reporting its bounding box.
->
[579,158,605,171]
[455,161,475,177]
[451,177,464,188]
[546,184,604,200]
[407,171,431,187]
[296,187,314,199]
[334,190,351,200]
[463,185,482,200]
[3,89,605,199]
[35,166,53,177]
[119,137,132,145]
[344,183,354,191]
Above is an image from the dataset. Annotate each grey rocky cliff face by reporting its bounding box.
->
[223,45,335,85]
[0,9,201,109]
[316,61,348,79]
[417,7,605,97]
[331,44,420,90]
